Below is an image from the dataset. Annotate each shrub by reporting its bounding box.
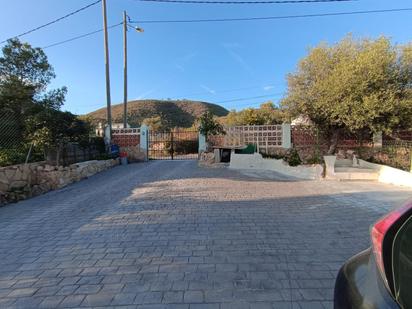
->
[95,153,112,161]
[261,152,285,160]
[306,153,323,165]
[0,149,26,166]
[286,148,302,166]
[89,136,106,153]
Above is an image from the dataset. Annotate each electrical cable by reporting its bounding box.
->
[0,0,102,44]
[129,7,412,24]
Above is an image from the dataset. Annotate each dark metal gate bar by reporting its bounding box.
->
[148,130,199,160]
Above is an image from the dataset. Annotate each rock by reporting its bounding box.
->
[0,181,9,192]
[0,171,7,183]
[10,180,28,190]
[44,165,55,172]
[200,152,215,163]
[5,169,16,181]
[336,149,346,160]
[12,168,22,181]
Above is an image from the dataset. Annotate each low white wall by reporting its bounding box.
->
[359,159,412,188]
[229,153,323,180]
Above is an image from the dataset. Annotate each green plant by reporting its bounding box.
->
[306,147,323,164]
[306,154,322,165]
[95,153,112,161]
[0,145,44,167]
[0,148,26,166]
[198,111,225,137]
[261,152,285,160]
[224,101,286,126]
[90,136,106,153]
[286,148,302,166]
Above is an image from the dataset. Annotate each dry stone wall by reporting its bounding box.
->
[0,159,119,205]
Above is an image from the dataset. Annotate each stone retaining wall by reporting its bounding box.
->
[0,159,119,205]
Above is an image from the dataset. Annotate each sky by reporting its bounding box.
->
[0,0,411,115]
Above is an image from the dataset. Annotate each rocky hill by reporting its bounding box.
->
[87,99,229,129]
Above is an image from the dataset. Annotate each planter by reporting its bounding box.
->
[120,157,128,165]
[323,155,337,178]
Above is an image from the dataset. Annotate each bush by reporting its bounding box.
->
[95,153,112,161]
[0,149,26,166]
[286,148,302,166]
[90,136,106,153]
[261,152,285,160]
[173,140,198,154]
[306,153,322,165]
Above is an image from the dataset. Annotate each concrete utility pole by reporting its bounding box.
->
[123,11,128,129]
[102,0,112,141]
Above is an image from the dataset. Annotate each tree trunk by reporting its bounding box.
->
[327,130,340,155]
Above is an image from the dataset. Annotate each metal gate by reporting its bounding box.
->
[148,130,199,160]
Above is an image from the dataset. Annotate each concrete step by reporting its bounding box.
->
[333,167,379,181]
[335,167,377,173]
[334,159,353,167]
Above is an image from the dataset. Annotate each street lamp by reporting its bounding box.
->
[123,12,144,129]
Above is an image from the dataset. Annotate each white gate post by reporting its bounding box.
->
[140,124,149,161]
[282,123,292,149]
[199,132,207,153]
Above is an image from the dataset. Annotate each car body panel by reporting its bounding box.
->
[334,249,399,309]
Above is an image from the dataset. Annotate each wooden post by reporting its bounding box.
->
[123,11,128,129]
[102,0,112,142]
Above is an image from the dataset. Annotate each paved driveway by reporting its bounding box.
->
[0,161,411,309]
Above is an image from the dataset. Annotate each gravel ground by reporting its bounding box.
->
[0,160,411,309]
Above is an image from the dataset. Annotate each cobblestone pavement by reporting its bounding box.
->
[1,160,411,309]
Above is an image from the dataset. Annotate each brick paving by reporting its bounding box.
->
[0,160,411,309]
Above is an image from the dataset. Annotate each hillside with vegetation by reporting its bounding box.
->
[87,99,229,130]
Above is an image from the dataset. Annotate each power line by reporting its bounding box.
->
[137,0,356,4]
[173,84,284,98]
[42,23,122,49]
[14,7,412,50]
[0,0,102,44]
[217,93,284,103]
[130,7,412,24]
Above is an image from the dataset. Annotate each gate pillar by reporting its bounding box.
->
[199,132,207,153]
[140,124,149,161]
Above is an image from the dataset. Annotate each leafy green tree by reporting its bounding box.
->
[0,39,65,114]
[0,38,66,125]
[257,101,286,125]
[223,101,285,126]
[25,109,91,164]
[0,39,91,166]
[198,111,225,137]
[282,35,412,154]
